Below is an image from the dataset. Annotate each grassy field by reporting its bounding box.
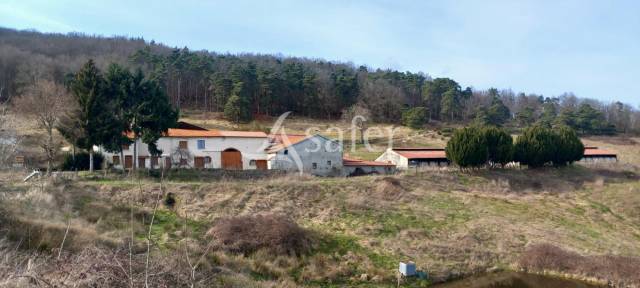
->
[2,113,640,287]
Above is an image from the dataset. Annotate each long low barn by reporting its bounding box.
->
[580,146,617,163]
[342,157,396,176]
[375,147,450,170]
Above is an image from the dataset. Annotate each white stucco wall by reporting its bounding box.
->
[375,149,409,169]
[101,136,269,170]
[268,135,343,176]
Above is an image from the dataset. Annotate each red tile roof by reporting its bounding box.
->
[125,128,267,138]
[583,147,617,157]
[217,130,268,138]
[343,157,395,167]
[165,128,222,137]
[266,134,311,153]
[393,148,447,159]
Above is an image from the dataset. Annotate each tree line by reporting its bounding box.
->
[1,27,639,134]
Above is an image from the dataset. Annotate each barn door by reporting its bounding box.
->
[194,157,205,169]
[124,155,133,169]
[255,160,267,170]
[221,149,242,170]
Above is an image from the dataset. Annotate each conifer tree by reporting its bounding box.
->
[514,125,557,168]
[446,126,488,168]
[127,69,178,168]
[70,59,104,172]
[552,125,584,166]
[483,126,513,167]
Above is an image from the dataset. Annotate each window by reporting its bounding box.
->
[122,144,129,150]
[179,141,188,149]
[327,160,331,166]
[112,156,120,165]
[197,139,205,150]
[312,163,317,169]
[284,149,288,155]
[249,160,256,166]
[204,156,211,163]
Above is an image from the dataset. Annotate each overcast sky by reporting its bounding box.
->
[1,0,639,104]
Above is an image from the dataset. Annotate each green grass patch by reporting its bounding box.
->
[136,209,207,248]
[553,215,602,240]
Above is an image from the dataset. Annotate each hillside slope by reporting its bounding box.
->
[1,161,639,286]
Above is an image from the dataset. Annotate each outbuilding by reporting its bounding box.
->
[342,157,396,176]
[267,134,343,176]
[580,146,617,163]
[375,147,449,169]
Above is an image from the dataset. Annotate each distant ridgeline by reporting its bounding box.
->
[0,27,638,134]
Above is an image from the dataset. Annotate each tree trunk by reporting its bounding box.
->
[120,149,125,171]
[46,126,53,175]
[89,149,94,172]
[133,139,138,171]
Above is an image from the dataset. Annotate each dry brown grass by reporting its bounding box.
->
[519,244,640,287]
[208,214,312,256]
[0,238,241,287]
[3,111,640,287]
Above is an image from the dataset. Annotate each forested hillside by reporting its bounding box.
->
[1,27,639,133]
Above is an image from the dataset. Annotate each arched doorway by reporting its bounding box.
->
[221,148,243,170]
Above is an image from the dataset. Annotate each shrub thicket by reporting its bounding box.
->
[61,152,104,171]
[446,126,488,168]
[208,214,312,256]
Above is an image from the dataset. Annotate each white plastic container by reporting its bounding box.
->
[399,261,416,276]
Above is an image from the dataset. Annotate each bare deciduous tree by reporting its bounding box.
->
[0,94,20,168]
[14,80,70,174]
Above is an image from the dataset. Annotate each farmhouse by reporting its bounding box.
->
[580,146,617,163]
[266,134,343,176]
[101,123,269,170]
[375,147,449,169]
[100,122,396,176]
